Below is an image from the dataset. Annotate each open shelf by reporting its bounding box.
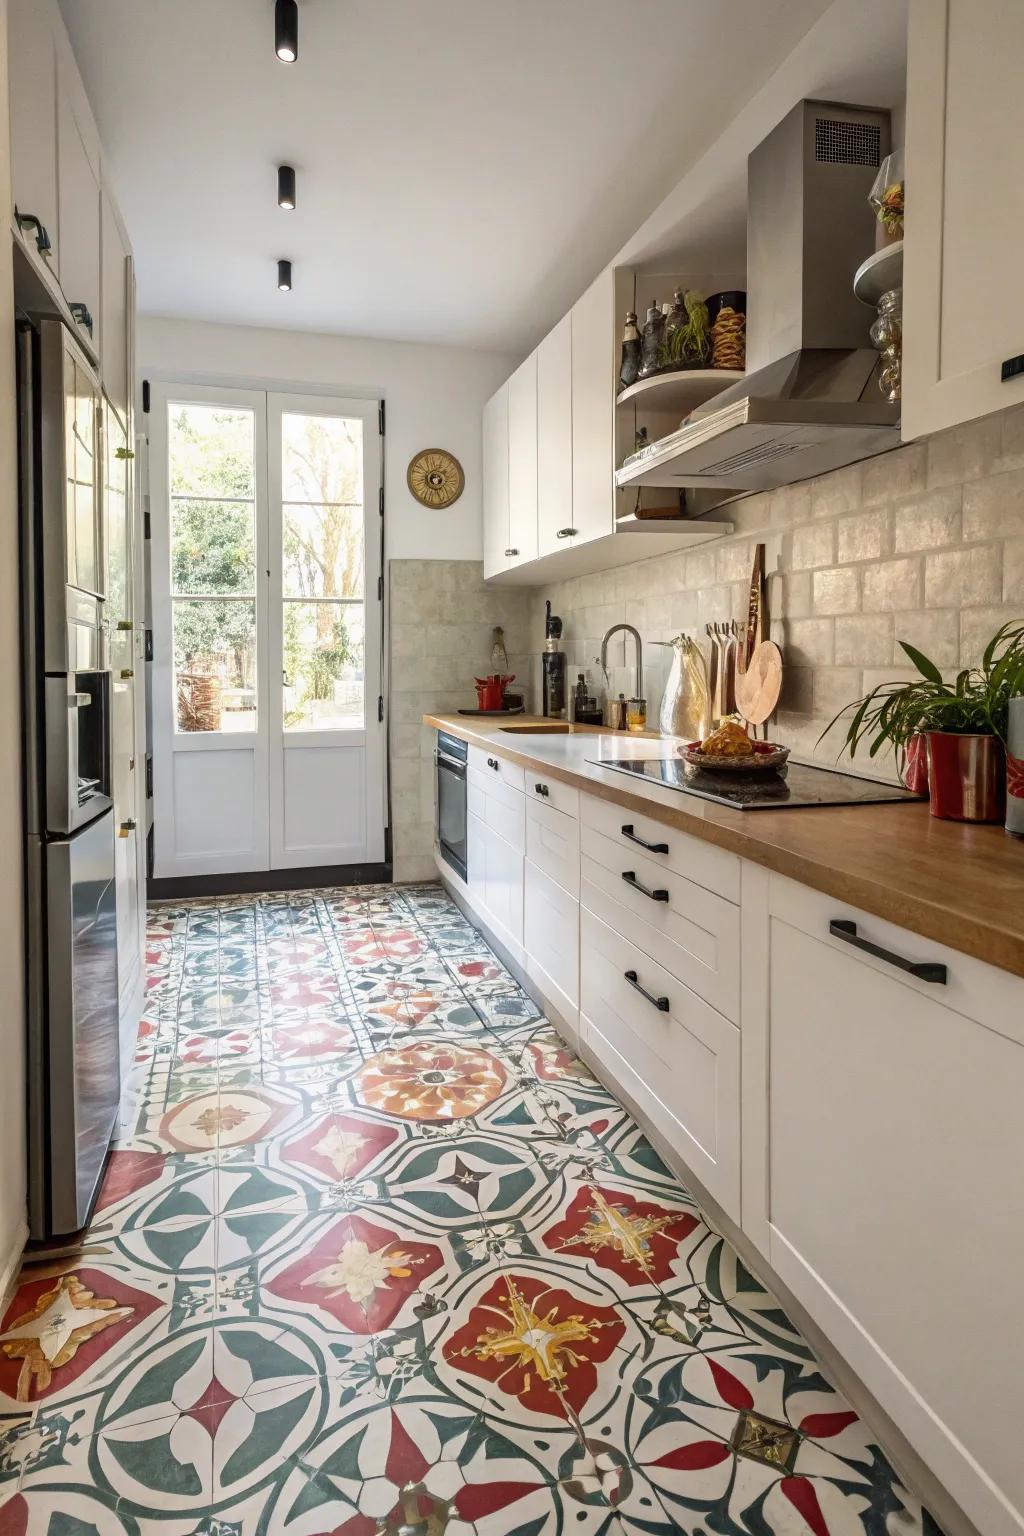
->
[616,368,745,415]
[853,240,903,306]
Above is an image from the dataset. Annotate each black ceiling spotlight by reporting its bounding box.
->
[277,259,293,291]
[277,165,296,210]
[275,0,298,62]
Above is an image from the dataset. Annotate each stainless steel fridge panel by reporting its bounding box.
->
[43,810,120,1235]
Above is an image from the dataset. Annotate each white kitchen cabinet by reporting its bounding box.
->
[570,267,615,547]
[580,906,740,1217]
[506,354,538,568]
[482,381,510,580]
[8,0,59,273]
[466,808,486,905]
[526,793,580,899]
[537,313,574,557]
[902,0,1024,438]
[482,821,524,958]
[765,876,1024,1536]
[525,858,579,1030]
[101,192,130,423]
[57,69,101,356]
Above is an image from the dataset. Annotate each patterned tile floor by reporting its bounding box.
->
[0,883,942,1536]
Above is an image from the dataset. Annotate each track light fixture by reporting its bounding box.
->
[277,259,292,291]
[277,165,296,210]
[275,0,298,62]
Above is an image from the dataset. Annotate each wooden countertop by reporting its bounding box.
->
[426,712,1024,979]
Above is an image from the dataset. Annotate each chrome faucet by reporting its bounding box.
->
[600,623,643,702]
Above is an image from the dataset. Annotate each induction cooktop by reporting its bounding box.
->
[590,756,926,811]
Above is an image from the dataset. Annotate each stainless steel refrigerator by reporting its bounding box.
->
[17,317,120,1240]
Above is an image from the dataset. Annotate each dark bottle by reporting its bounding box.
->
[618,310,641,391]
[637,301,666,380]
[542,600,567,718]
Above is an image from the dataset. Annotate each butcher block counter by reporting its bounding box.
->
[425,712,1024,979]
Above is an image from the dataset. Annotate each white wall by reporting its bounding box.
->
[137,316,519,561]
[0,0,29,1295]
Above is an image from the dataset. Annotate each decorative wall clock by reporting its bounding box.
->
[407,448,465,509]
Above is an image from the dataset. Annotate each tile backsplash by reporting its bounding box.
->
[530,403,1024,776]
[389,560,534,882]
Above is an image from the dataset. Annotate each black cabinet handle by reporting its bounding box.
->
[534,782,549,797]
[624,969,670,1012]
[828,919,947,985]
[69,302,94,336]
[556,527,577,539]
[15,209,52,254]
[486,757,499,770]
[622,870,669,903]
[504,548,519,557]
[621,823,669,855]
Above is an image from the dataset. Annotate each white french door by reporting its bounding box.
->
[150,383,384,879]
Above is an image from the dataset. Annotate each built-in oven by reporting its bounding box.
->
[435,731,468,881]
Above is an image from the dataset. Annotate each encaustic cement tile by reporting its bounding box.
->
[0,882,943,1535]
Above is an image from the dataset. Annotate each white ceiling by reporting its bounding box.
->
[59,0,833,353]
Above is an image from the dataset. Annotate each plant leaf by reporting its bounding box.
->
[898,640,944,685]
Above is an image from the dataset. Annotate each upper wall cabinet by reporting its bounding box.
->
[57,82,102,357]
[570,269,616,549]
[902,0,1024,439]
[536,313,573,558]
[8,0,59,273]
[101,191,130,422]
[507,354,539,568]
[482,382,511,580]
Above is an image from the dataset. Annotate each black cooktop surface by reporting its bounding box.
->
[590,756,926,811]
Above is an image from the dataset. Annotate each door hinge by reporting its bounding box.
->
[378,400,386,436]
[377,695,384,723]
[143,508,151,540]
[378,485,384,518]
[144,628,154,661]
[142,379,150,414]
[377,573,383,601]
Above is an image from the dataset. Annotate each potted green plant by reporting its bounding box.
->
[824,621,1024,823]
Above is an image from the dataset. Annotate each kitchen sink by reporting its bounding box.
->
[499,723,573,735]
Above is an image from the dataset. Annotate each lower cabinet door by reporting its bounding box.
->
[524,858,579,1026]
[466,809,485,903]
[483,822,524,952]
[580,908,740,1218]
[768,915,1024,1536]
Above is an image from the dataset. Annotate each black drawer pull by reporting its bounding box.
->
[828,920,947,985]
[69,301,94,336]
[504,548,519,558]
[486,757,499,770]
[622,870,668,903]
[15,209,52,254]
[621,823,668,855]
[556,527,577,539]
[624,969,670,1012]
[534,783,549,797]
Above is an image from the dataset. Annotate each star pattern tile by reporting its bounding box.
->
[0,882,944,1534]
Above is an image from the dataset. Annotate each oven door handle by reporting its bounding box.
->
[435,750,467,777]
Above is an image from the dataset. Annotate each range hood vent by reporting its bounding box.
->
[618,100,900,496]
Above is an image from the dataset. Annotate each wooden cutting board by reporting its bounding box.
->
[734,640,783,725]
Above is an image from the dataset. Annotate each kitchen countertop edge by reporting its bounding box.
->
[425,712,1024,981]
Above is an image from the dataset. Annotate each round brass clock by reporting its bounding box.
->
[407,448,465,509]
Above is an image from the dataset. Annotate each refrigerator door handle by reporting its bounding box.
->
[68,692,91,708]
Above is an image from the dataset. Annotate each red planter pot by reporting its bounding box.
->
[924,731,1005,823]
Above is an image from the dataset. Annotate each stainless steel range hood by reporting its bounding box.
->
[618,100,900,495]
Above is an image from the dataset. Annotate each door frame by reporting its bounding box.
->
[148,376,386,880]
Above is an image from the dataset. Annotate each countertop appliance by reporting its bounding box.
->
[617,100,900,496]
[18,316,120,1239]
[591,756,926,811]
[436,730,468,881]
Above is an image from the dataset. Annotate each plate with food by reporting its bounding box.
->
[678,720,790,775]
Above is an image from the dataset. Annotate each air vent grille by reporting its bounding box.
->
[814,117,881,167]
[688,439,803,479]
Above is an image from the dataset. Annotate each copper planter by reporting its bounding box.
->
[924,732,1005,823]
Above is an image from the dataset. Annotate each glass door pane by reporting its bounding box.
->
[280,410,365,731]
[168,403,258,733]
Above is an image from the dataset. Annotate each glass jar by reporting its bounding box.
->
[869,286,902,402]
[637,302,666,380]
[626,697,647,733]
[706,290,747,371]
[619,310,641,391]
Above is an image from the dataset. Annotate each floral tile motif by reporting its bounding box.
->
[0,881,943,1534]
